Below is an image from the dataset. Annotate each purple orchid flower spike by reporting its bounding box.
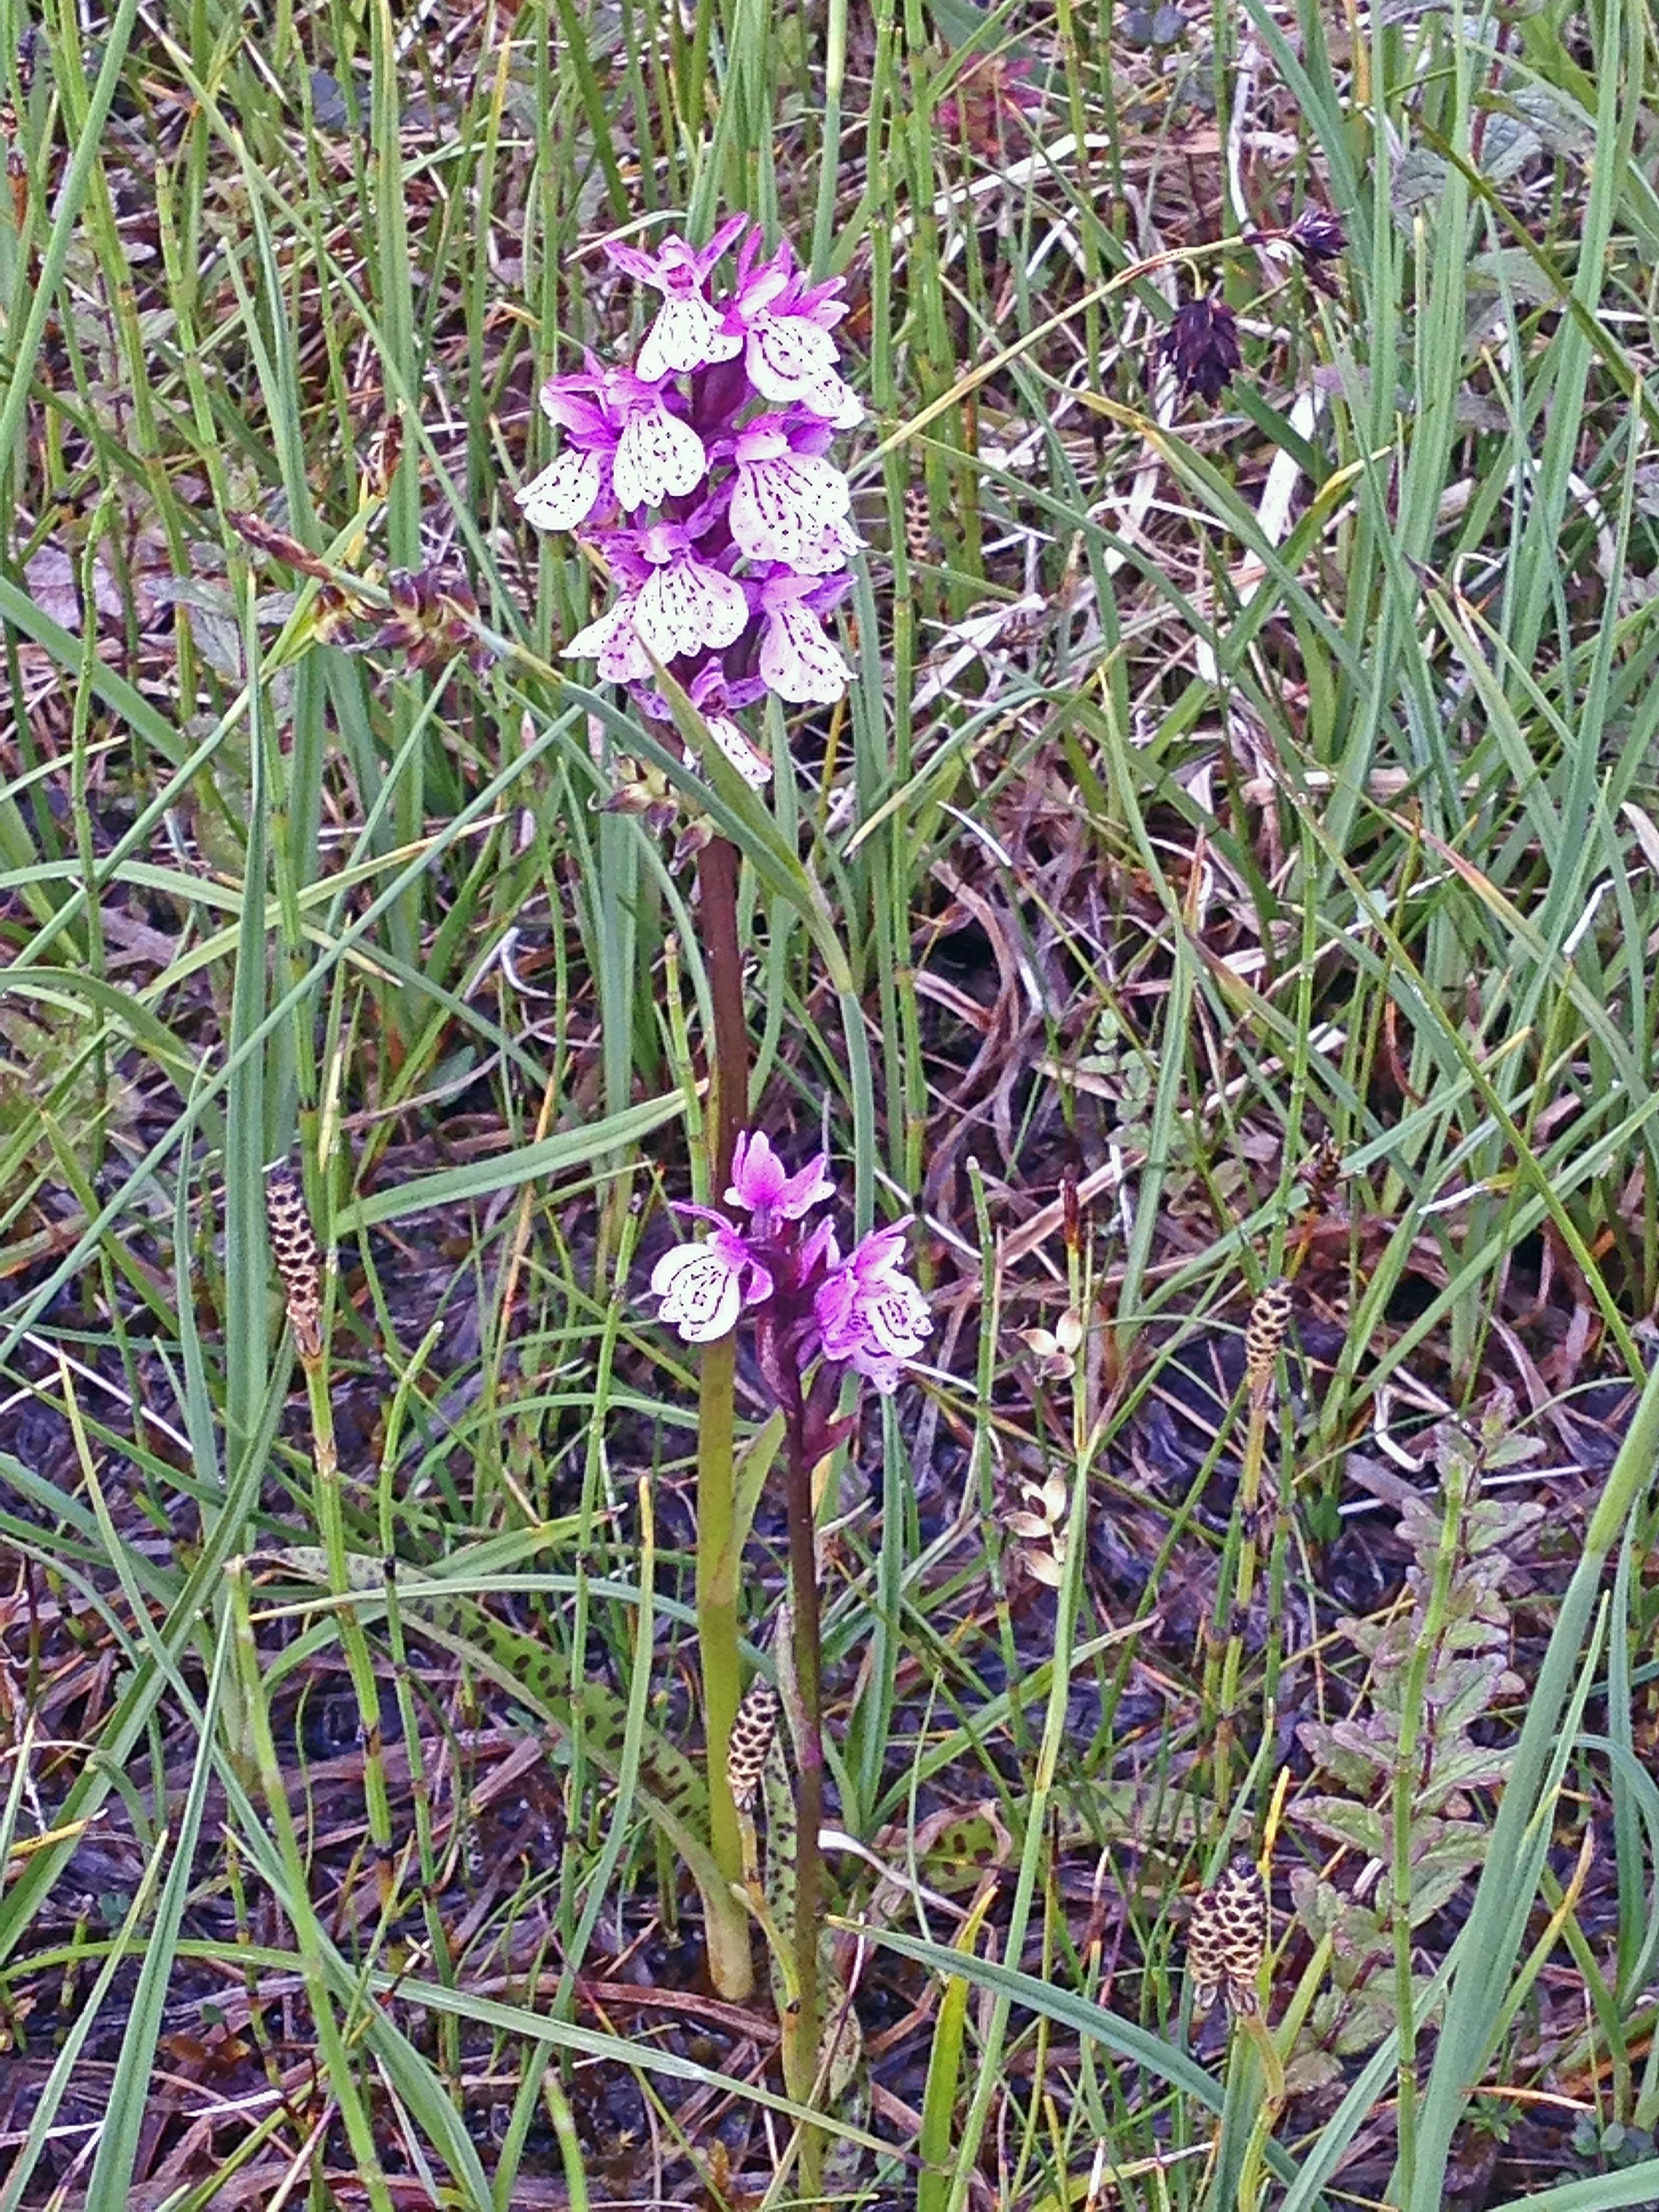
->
[522,212,865,790]
[606,216,750,382]
[649,1129,929,1406]
[813,1221,933,1394]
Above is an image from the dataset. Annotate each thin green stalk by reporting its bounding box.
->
[226,1561,396,2212]
[302,1351,395,1895]
[779,1397,826,2196]
[1235,2012,1288,2212]
[1390,1441,1468,2198]
[695,834,753,2000]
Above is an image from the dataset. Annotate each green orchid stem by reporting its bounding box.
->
[781,1407,826,2190]
[696,1333,752,1999]
[1235,2009,1286,2212]
[694,834,752,2001]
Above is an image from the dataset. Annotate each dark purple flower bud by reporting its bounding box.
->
[367,565,494,674]
[1286,205,1347,297]
[1287,205,1347,264]
[1159,293,1242,405]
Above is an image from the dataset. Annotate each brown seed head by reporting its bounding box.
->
[266,1166,323,1359]
[230,510,335,580]
[727,1673,780,1813]
[903,482,933,569]
[1189,1854,1267,2018]
[1244,1278,1293,1393]
[1303,1135,1344,1207]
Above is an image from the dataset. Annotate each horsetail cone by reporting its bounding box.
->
[728,1673,781,1813]
[266,1166,324,1359]
[1244,1278,1293,1394]
[1188,1854,1269,2019]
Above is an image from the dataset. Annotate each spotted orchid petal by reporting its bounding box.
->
[758,592,851,704]
[563,594,652,684]
[800,371,864,428]
[611,399,708,512]
[744,310,842,405]
[651,1240,745,1341]
[635,551,748,661]
[704,710,773,787]
[517,450,604,533]
[729,427,852,571]
[638,293,743,384]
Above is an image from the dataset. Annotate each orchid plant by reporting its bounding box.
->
[651,1128,930,2132]
[519,216,863,785]
[520,222,897,2145]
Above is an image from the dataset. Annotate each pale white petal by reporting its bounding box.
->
[866,1278,932,1358]
[636,556,748,660]
[636,295,743,382]
[792,510,861,576]
[760,600,851,704]
[744,310,838,403]
[800,371,864,427]
[704,711,772,788]
[563,596,651,682]
[649,1240,708,1295]
[652,1244,743,1342]
[612,404,707,512]
[516,450,602,531]
[729,453,852,567]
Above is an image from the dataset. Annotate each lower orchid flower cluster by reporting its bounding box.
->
[651,1132,931,1420]
[520,217,863,790]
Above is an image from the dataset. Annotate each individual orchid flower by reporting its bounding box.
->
[744,308,862,423]
[632,522,748,660]
[636,665,774,788]
[651,1219,773,1342]
[757,569,853,703]
[520,360,707,529]
[813,1221,934,1394]
[726,413,855,574]
[606,216,749,382]
[726,1128,835,1230]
